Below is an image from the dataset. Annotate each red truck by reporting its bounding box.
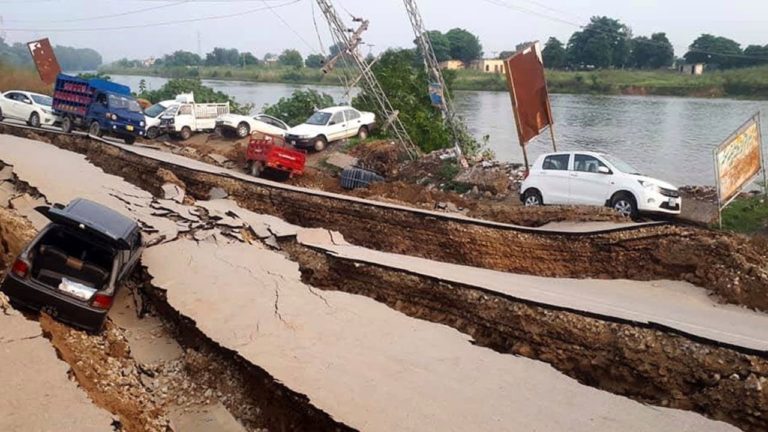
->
[246,133,306,179]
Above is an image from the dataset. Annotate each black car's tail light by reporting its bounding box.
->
[91,293,113,310]
[11,258,30,279]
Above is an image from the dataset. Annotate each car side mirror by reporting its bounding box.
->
[598,166,611,175]
[328,121,336,125]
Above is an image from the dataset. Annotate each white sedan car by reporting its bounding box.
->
[520,151,681,218]
[285,106,376,151]
[0,90,60,128]
[215,113,289,138]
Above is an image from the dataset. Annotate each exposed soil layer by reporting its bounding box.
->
[282,240,768,432]
[0,207,36,273]
[2,125,767,313]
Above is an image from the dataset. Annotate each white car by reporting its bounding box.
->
[285,106,375,151]
[0,90,61,128]
[143,99,178,139]
[215,113,289,138]
[520,151,681,218]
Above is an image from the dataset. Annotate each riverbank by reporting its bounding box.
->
[100,65,768,99]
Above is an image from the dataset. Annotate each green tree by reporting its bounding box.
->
[630,33,674,69]
[353,49,452,152]
[498,50,516,59]
[242,52,261,66]
[263,89,335,126]
[566,16,632,69]
[415,30,451,62]
[278,49,304,68]
[162,50,201,67]
[542,37,566,69]
[138,78,252,114]
[684,34,743,68]
[205,47,240,66]
[744,44,768,66]
[305,53,325,68]
[445,28,483,63]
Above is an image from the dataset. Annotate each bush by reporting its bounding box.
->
[263,89,336,126]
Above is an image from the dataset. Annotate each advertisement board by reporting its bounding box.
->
[503,42,553,147]
[714,114,764,209]
[26,38,61,85]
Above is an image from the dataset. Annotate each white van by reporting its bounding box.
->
[159,92,230,140]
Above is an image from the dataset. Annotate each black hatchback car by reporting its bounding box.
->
[2,198,143,331]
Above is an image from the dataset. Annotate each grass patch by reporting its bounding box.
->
[721,195,768,234]
[0,63,52,94]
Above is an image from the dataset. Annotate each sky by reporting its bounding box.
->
[1,0,766,62]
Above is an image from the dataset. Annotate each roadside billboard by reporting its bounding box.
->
[503,42,553,147]
[713,114,764,210]
[26,38,61,85]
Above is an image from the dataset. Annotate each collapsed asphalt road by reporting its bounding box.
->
[0,133,766,431]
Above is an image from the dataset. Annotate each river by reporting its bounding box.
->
[111,74,768,186]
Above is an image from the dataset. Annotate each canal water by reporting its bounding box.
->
[112,74,768,186]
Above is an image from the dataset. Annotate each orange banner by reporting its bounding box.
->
[504,43,553,146]
[27,38,61,85]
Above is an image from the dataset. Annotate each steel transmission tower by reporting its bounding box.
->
[315,0,419,160]
[403,0,470,158]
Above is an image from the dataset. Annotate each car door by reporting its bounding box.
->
[254,115,288,136]
[327,111,347,141]
[538,153,572,204]
[344,109,362,137]
[15,93,35,121]
[569,154,614,205]
[2,92,22,119]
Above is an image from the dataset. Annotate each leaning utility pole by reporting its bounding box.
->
[403,0,471,160]
[315,0,419,160]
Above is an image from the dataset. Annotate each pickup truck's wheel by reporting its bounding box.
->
[124,135,136,145]
[88,121,103,137]
[523,189,543,206]
[313,136,327,152]
[146,126,159,140]
[237,122,250,138]
[248,161,264,177]
[28,112,41,128]
[61,117,73,133]
[611,193,638,218]
[179,126,192,141]
[357,126,369,140]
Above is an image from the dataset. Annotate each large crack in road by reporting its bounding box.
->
[0,131,765,431]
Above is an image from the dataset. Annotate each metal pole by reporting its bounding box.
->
[758,112,767,197]
[548,123,557,152]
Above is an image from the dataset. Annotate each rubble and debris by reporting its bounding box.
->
[162,183,186,203]
[325,153,358,170]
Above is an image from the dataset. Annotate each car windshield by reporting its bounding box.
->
[31,94,53,106]
[108,94,142,113]
[144,103,168,118]
[602,154,641,175]
[305,111,331,126]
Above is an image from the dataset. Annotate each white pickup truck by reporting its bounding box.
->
[159,93,230,140]
[284,106,375,151]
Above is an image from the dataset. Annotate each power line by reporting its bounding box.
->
[0,0,301,32]
[259,0,320,54]
[480,0,768,62]
[2,0,188,23]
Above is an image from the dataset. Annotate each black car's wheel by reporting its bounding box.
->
[611,193,638,218]
[61,117,73,133]
[28,112,41,128]
[523,189,543,206]
[249,161,264,177]
[358,126,369,140]
[146,126,159,140]
[124,135,136,145]
[180,126,192,141]
[237,122,250,138]
[313,136,327,152]
[89,121,103,137]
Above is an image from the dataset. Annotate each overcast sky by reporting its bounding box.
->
[1,0,766,62]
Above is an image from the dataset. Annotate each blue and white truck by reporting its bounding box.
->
[52,74,145,144]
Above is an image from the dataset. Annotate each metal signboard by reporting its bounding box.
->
[27,38,61,84]
[504,42,554,147]
[714,114,764,209]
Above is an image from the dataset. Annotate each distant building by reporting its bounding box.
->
[264,55,279,66]
[470,59,507,74]
[142,57,156,68]
[438,60,465,70]
[679,63,705,75]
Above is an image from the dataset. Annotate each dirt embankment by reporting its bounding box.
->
[2,125,767,313]
[284,240,768,432]
[0,207,36,275]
